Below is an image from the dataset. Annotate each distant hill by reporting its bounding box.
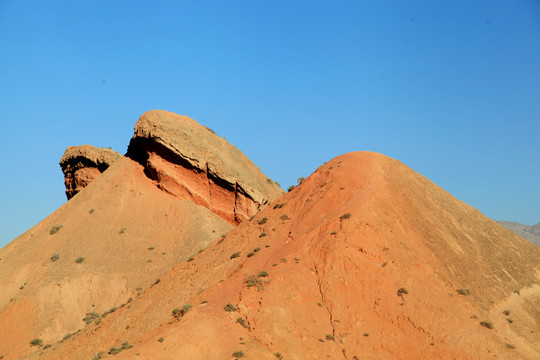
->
[498,221,540,246]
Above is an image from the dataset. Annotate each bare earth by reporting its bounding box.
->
[0,112,539,359]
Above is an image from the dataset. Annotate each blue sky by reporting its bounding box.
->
[1,1,539,248]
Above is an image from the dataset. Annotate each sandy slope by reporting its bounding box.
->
[20,152,540,360]
[0,157,232,359]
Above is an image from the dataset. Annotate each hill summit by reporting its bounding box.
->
[1,111,539,360]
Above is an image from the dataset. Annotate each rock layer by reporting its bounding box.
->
[59,145,122,199]
[127,110,283,224]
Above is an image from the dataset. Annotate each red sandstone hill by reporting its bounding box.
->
[5,151,538,360]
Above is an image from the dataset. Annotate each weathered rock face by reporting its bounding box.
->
[60,145,122,199]
[127,110,284,224]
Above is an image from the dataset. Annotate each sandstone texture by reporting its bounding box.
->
[127,110,284,224]
[499,220,540,246]
[14,151,540,360]
[59,145,122,199]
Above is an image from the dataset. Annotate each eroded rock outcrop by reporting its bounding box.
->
[60,145,122,199]
[127,110,284,224]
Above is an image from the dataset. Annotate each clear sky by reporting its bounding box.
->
[1,1,539,248]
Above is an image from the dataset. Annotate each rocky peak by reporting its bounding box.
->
[59,145,122,199]
[127,110,283,224]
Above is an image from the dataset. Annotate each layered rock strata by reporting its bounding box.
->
[127,110,283,224]
[60,145,122,199]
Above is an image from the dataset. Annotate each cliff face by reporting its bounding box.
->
[59,145,122,199]
[127,110,284,225]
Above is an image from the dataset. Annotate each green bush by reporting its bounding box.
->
[30,338,43,346]
[232,351,244,358]
[50,253,60,262]
[230,252,241,259]
[339,213,351,221]
[397,288,408,296]
[236,317,248,328]
[480,321,493,329]
[50,225,63,235]
[224,303,237,312]
[456,288,470,295]
[83,312,100,324]
[258,217,268,225]
[75,257,85,264]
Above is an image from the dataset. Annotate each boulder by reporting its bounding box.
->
[60,145,122,199]
[127,110,283,224]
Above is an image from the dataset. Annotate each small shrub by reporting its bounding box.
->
[50,253,60,262]
[275,353,283,359]
[507,318,514,323]
[339,213,351,221]
[148,247,154,251]
[245,275,268,291]
[326,334,334,341]
[247,252,255,257]
[224,303,238,312]
[232,350,244,358]
[503,310,511,316]
[273,203,285,209]
[203,125,216,134]
[297,177,305,184]
[257,271,269,277]
[119,227,126,234]
[513,289,520,295]
[363,333,369,337]
[230,252,241,259]
[109,347,121,355]
[397,288,408,296]
[30,338,43,346]
[50,225,63,235]
[265,244,271,248]
[172,304,192,319]
[154,278,160,285]
[506,343,515,349]
[480,321,493,329]
[280,214,290,220]
[253,247,261,252]
[287,185,295,192]
[330,231,337,235]
[187,256,194,262]
[102,307,117,317]
[120,342,133,350]
[456,288,470,295]
[92,352,104,360]
[83,312,100,324]
[75,257,85,264]
[62,333,72,341]
[259,232,267,238]
[236,317,248,328]
[259,217,268,225]
[89,208,95,214]
[158,337,164,343]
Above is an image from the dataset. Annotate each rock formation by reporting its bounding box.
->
[11,151,539,360]
[59,145,122,199]
[127,110,284,225]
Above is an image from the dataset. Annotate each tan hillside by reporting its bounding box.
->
[20,152,540,360]
[0,156,233,360]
